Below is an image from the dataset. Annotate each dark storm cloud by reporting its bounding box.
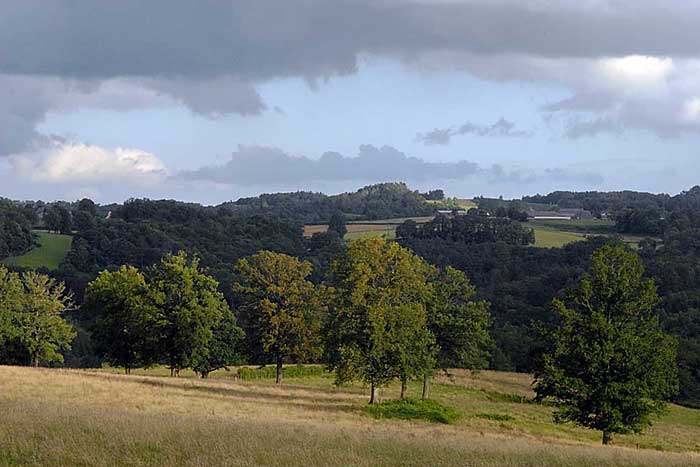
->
[2,0,700,156]
[2,1,700,80]
[416,118,530,145]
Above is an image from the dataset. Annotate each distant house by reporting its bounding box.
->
[558,208,594,220]
[527,208,593,220]
[437,210,468,215]
[528,211,572,220]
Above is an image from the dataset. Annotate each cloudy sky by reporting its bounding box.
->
[2,0,699,204]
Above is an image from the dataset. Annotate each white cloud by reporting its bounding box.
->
[11,142,168,184]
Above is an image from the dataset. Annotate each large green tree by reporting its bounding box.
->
[150,252,229,376]
[325,237,434,403]
[0,267,23,351]
[534,245,678,444]
[423,266,492,399]
[233,251,324,384]
[191,306,244,379]
[83,266,156,374]
[14,272,76,367]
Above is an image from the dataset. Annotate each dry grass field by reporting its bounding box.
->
[303,217,435,240]
[1,366,700,466]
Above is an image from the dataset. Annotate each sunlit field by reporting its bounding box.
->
[2,231,72,270]
[2,366,699,467]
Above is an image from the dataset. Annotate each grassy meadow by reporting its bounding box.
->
[2,231,72,270]
[530,227,585,248]
[2,365,699,466]
[303,216,434,241]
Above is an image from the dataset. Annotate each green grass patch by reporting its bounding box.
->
[237,364,326,380]
[344,229,396,241]
[365,398,461,424]
[529,218,615,234]
[426,198,476,211]
[2,231,72,270]
[531,227,584,248]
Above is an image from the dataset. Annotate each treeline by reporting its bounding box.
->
[59,199,318,299]
[396,212,535,246]
[1,239,679,445]
[0,199,34,259]
[226,182,437,224]
[523,186,700,236]
[74,238,491,401]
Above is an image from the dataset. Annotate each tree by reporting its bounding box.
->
[391,302,435,399]
[43,205,62,233]
[0,267,22,351]
[534,245,678,444]
[328,211,347,238]
[14,272,76,367]
[150,252,228,376]
[83,266,156,374]
[395,219,418,239]
[423,266,492,399]
[191,306,244,378]
[325,237,434,403]
[58,206,73,234]
[233,251,324,384]
[77,198,97,216]
[74,198,98,232]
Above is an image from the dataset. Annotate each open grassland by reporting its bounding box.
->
[426,199,477,211]
[1,366,699,466]
[304,216,434,240]
[1,231,72,270]
[527,219,653,249]
[530,226,585,248]
[307,217,653,250]
[529,218,615,234]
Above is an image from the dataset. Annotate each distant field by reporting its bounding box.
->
[530,227,585,248]
[426,198,477,211]
[1,365,699,466]
[529,218,615,234]
[348,216,435,225]
[2,231,72,270]
[305,217,643,250]
[345,229,396,241]
[304,216,434,240]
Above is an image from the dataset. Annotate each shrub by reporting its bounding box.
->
[365,399,461,424]
[237,364,326,380]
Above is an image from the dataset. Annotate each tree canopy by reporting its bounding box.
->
[233,251,324,384]
[325,237,434,403]
[534,245,678,444]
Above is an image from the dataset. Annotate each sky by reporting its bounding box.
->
[1,0,699,204]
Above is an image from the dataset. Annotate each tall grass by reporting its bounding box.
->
[1,366,699,466]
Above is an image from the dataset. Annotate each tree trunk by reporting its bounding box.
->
[422,374,430,400]
[369,381,380,404]
[400,378,407,399]
[201,371,209,379]
[125,366,131,375]
[602,430,613,445]
[33,353,39,368]
[275,360,283,385]
[170,367,176,377]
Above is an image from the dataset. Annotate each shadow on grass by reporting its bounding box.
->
[79,371,364,416]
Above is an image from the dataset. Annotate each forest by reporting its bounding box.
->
[1,183,700,410]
